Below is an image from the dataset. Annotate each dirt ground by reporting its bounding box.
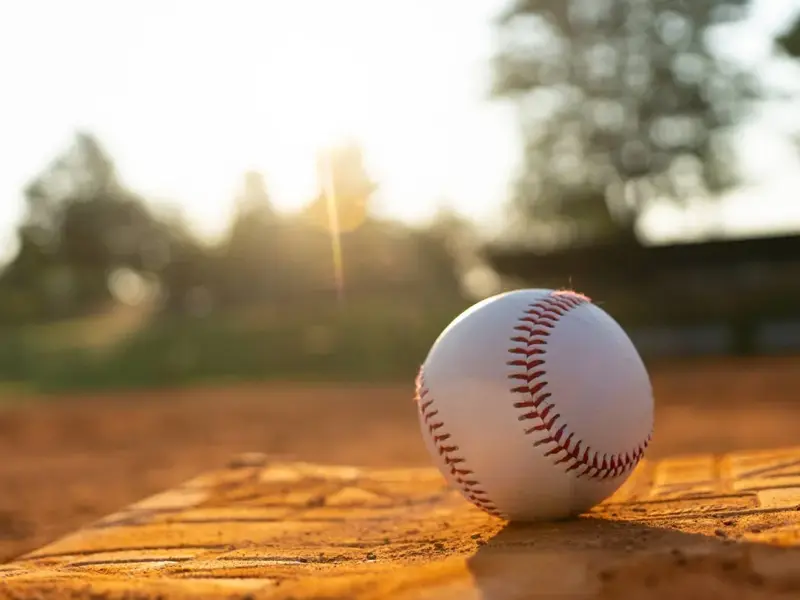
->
[2,356,800,598]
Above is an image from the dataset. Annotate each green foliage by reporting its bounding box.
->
[0,298,470,393]
[2,132,177,322]
[778,17,800,58]
[1,133,469,325]
[0,132,476,393]
[492,0,757,248]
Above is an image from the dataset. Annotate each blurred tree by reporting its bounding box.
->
[492,0,756,248]
[2,132,175,319]
[776,16,800,155]
[0,132,471,324]
[415,206,472,296]
[153,211,216,315]
[777,16,800,58]
[304,141,377,234]
[218,170,287,305]
[290,140,379,300]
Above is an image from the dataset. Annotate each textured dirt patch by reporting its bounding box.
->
[1,356,800,598]
[3,447,800,599]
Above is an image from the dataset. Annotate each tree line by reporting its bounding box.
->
[3,0,799,325]
[492,0,799,249]
[0,134,469,324]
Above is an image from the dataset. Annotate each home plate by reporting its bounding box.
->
[3,449,800,600]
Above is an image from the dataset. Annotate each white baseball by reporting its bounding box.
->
[415,288,653,521]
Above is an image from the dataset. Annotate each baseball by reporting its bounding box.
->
[415,288,654,522]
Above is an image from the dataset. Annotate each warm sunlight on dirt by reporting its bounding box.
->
[1,357,799,599]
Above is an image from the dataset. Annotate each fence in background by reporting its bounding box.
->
[485,234,800,359]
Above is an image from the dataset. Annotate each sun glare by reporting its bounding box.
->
[3,0,800,252]
[134,2,484,236]
[10,1,514,242]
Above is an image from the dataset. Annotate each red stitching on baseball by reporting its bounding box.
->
[508,290,651,480]
[414,369,504,517]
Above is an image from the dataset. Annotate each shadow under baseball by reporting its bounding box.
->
[467,516,800,600]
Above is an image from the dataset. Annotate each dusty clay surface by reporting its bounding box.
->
[1,356,800,599]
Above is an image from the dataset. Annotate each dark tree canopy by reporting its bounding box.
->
[0,133,471,322]
[218,170,286,306]
[227,170,277,259]
[492,0,755,248]
[3,133,172,318]
[19,132,167,269]
[777,16,800,58]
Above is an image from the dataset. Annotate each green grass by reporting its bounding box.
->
[0,297,470,394]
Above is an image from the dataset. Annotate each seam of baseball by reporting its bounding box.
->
[507,290,652,480]
[414,369,505,518]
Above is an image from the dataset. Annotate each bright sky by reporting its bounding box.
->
[0,0,799,259]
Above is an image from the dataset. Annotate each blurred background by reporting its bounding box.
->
[5,0,800,566]
[1,0,799,394]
